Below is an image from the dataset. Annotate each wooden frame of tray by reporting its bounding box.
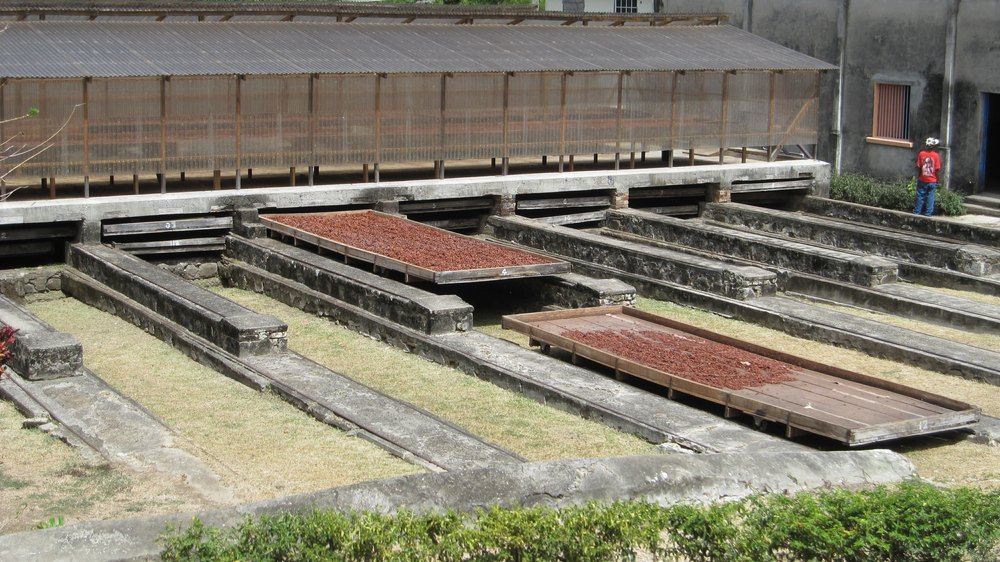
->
[502,305,980,446]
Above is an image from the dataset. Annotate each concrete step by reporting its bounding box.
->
[605,208,899,286]
[964,203,1000,218]
[488,214,778,300]
[800,196,1000,248]
[784,275,1000,336]
[967,193,1000,210]
[704,202,1000,276]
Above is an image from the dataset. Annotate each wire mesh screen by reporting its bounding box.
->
[88,78,161,175]
[564,72,619,155]
[380,74,441,162]
[165,76,237,171]
[443,74,504,160]
[3,69,823,182]
[507,73,562,158]
[315,74,376,164]
[241,76,310,169]
[724,72,771,148]
[623,72,674,154]
[771,71,819,147]
[673,72,724,150]
[1,79,84,178]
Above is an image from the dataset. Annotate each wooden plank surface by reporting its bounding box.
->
[502,306,979,445]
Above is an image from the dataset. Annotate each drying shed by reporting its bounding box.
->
[0,18,832,193]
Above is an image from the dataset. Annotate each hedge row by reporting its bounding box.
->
[830,172,966,216]
[160,480,1000,562]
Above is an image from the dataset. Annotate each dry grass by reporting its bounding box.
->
[20,297,420,516]
[206,282,659,461]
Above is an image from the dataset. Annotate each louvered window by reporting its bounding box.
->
[871,83,910,141]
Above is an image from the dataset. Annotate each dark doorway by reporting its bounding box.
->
[982,93,1000,191]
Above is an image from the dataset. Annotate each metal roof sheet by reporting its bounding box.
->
[0,21,835,79]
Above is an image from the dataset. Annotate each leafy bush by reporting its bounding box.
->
[160,480,1000,562]
[830,172,966,216]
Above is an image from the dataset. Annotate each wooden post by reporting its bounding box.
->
[768,71,778,161]
[235,75,243,189]
[82,78,90,198]
[559,72,568,173]
[669,71,680,168]
[721,72,731,164]
[308,74,316,187]
[289,167,296,186]
[132,174,139,194]
[439,73,448,177]
[502,72,510,175]
[615,71,624,170]
[160,76,167,193]
[213,169,221,190]
[374,73,382,182]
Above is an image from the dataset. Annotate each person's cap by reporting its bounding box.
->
[925,137,940,147]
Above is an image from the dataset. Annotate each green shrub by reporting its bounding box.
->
[159,481,1000,562]
[830,172,966,216]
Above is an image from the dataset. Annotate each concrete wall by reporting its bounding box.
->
[654,0,1000,193]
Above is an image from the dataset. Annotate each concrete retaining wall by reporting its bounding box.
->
[487,215,777,300]
[0,295,83,381]
[67,244,287,357]
[606,209,898,286]
[704,203,1000,276]
[801,197,1000,247]
[225,235,474,335]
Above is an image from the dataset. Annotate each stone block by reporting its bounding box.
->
[0,295,83,380]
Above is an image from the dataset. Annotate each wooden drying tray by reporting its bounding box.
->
[502,305,979,446]
[260,210,570,284]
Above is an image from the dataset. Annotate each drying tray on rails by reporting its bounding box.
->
[501,305,980,446]
[260,210,570,284]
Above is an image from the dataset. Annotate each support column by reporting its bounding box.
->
[83,77,90,198]
[939,0,959,190]
[502,72,510,176]
[497,194,516,216]
[235,74,243,190]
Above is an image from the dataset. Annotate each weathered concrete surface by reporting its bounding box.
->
[504,271,637,309]
[704,203,1000,276]
[800,197,1000,247]
[606,208,899,286]
[60,265,522,472]
[898,262,1000,296]
[0,450,914,562]
[68,244,288,357]
[487,215,777,300]
[239,351,525,472]
[0,160,831,231]
[751,296,1000,386]
[226,234,474,334]
[785,274,1000,336]
[0,369,233,504]
[222,257,805,454]
[0,295,83,380]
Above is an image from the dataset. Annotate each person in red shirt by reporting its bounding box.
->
[914,137,942,216]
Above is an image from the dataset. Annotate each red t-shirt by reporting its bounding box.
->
[917,150,941,183]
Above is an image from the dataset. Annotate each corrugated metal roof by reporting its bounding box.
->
[0,22,835,79]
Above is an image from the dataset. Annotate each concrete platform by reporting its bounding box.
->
[605,208,899,286]
[68,244,288,357]
[227,234,475,335]
[0,295,83,380]
[703,203,1000,277]
[487,215,777,300]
